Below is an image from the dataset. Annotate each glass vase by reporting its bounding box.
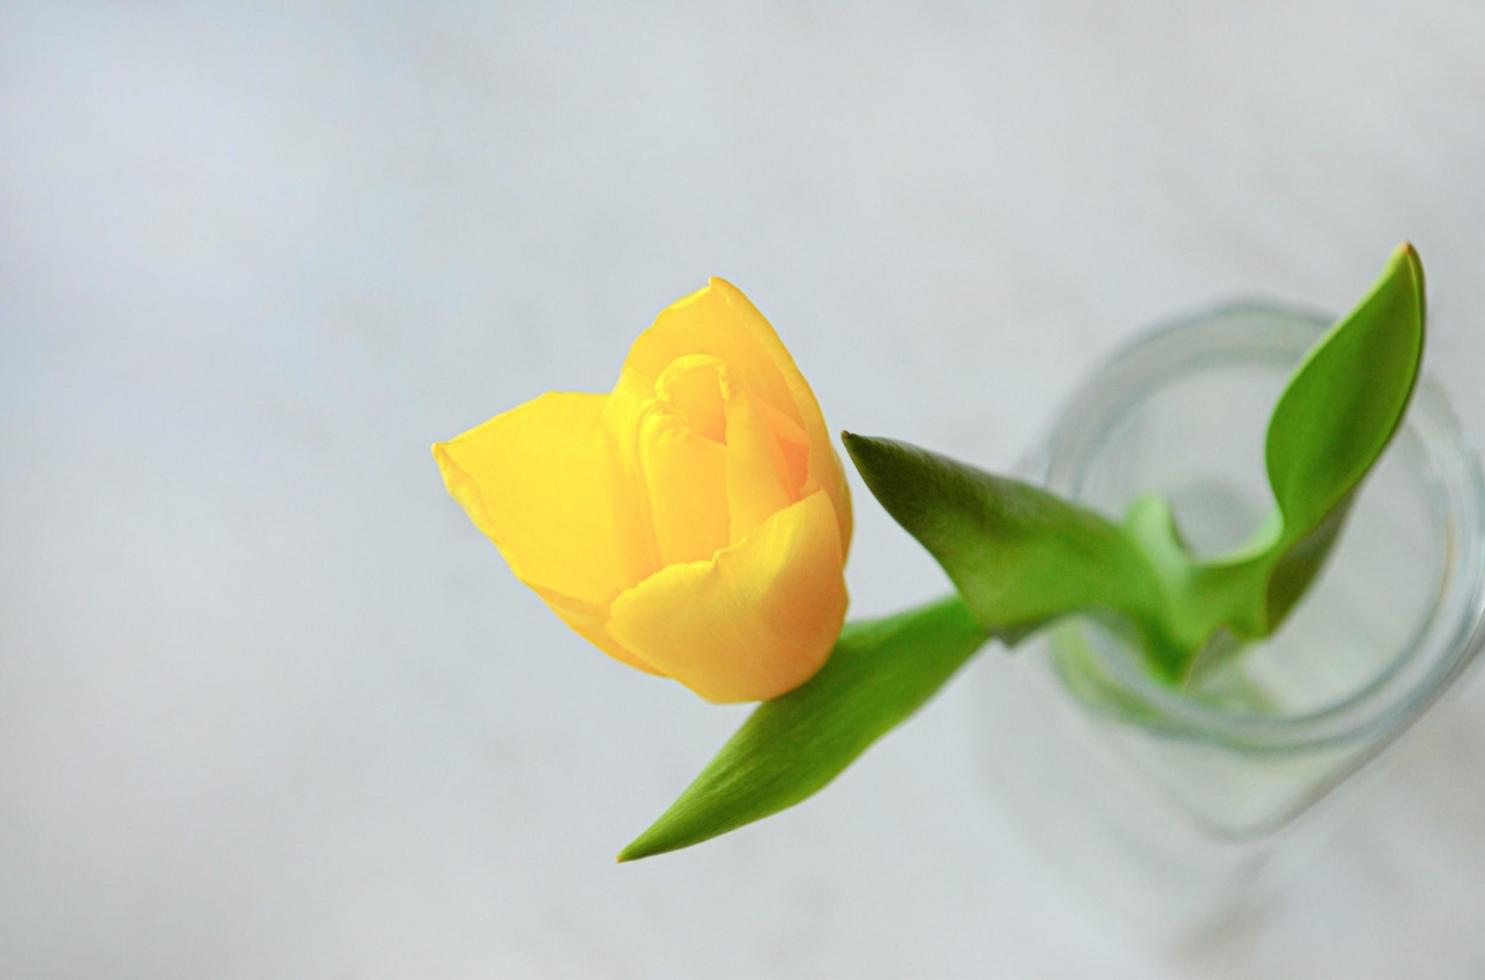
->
[979,302,1485,936]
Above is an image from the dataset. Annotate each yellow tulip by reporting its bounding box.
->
[434,279,852,703]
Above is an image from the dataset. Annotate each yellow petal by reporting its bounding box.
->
[637,412,729,565]
[622,278,852,551]
[654,353,728,442]
[435,394,660,675]
[623,281,802,430]
[606,490,848,703]
[603,370,730,567]
[757,398,810,494]
[433,392,635,603]
[724,386,796,542]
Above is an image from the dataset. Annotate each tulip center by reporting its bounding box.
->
[654,354,729,443]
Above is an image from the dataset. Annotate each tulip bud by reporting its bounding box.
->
[435,279,851,702]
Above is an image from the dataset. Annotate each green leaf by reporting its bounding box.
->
[1251,242,1426,629]
[842,433,1177,670]
[1124,244,1428,668]
[617,596,987,862]
[1264,243,1425,537]
[847,246,1426,683]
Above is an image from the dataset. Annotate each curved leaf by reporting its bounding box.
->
[1264,243,1425,537]
[843,433,1177,669]
[1252,242,1426,631]
[618,596,987,861]
[1131,244,1429,667]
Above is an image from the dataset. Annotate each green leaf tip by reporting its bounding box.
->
[618,595,989,862]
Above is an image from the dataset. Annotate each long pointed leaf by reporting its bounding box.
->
[1253,242,1426,630]
[1264,243,1425,537]
[618,596,987,862]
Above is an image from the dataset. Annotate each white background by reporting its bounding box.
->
[4,3,1484,977]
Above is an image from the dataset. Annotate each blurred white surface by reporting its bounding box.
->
[3,3,1484,977]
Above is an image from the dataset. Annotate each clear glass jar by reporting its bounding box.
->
[979,303,1485,936]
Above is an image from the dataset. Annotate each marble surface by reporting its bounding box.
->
[3,2,1484,977]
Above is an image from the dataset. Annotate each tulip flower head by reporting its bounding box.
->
[435,279,852,702]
